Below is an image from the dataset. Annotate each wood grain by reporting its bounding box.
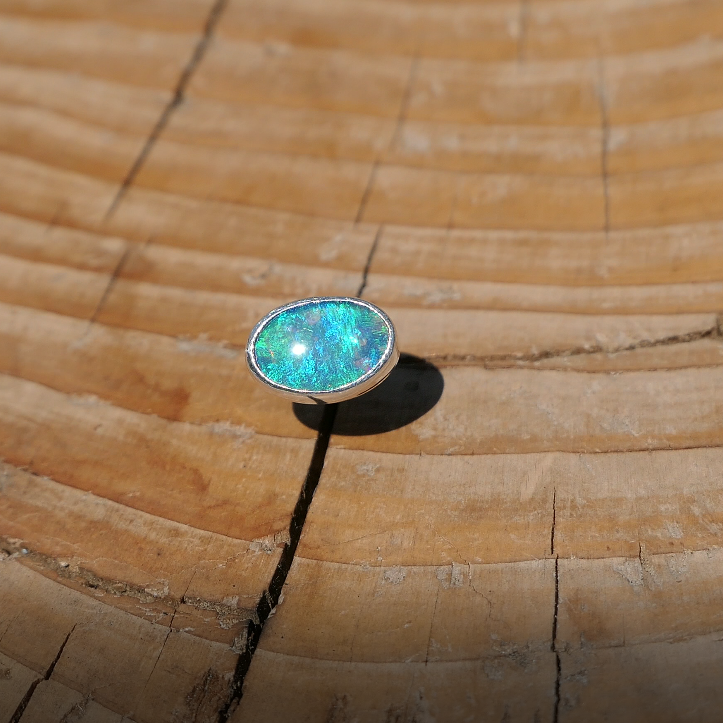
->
[1,0,722,719]
[238,650,557,723]
[525,0,723,60]
[0,562,238,722]
[220,0,521,61]
[0,652,40,723]
[0,16,199,89]
[19,681,124,723]
[560,634,723,723]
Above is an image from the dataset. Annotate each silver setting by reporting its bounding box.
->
[246,296,399,404]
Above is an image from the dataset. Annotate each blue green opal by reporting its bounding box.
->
[253,299,391,393]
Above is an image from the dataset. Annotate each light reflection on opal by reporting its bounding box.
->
[252,299,391,393]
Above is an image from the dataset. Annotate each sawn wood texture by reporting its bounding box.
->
[1,0,723,721]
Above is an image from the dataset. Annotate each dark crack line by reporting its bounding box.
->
[552,556,561,723]
[551,490,560,720]
[354,57,419,226]
[553,650,562,723]
[356,225,382,297]
[104,0,229,221]
[424,587,441,664]
[217,403,338,722]
[8,533,718,581]
[89,244,132,323]
[355,162,379,225]
[424,324,720,367]
[138,627,172,705]
[9,678,41,723]
[89,234,155,324]
[44,625,75,681]
[0,538,257,627]
[217,226,382,718]
[9,625,76,723]
[550,488,557,557]
[51,300,721,371]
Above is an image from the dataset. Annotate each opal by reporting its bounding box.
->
[251,298,392,394]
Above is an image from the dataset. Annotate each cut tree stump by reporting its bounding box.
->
[1,0,723,721]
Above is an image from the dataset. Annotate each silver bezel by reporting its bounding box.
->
[246,296,399,404]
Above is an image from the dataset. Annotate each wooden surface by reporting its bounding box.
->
[1,0,723,721]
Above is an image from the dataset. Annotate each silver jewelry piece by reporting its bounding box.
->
[246,296,399,404]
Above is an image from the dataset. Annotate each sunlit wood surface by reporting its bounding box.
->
[2,0,723,721]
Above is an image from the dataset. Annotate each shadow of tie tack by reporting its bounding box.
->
[293,353,444,436]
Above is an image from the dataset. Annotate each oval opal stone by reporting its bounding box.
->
[251,298,392,394]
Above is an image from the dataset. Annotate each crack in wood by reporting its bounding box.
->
[0,538,258,629]
[88,243,132,324]
[355,162,380,226]
[425,323,720,367]
[4,0,722,718]
[550,488,557,558]
[8,675,41,723]
[217,219,385,718]
[104,0,229,220]
[356,225,382,298]
[217,403,338,722]
[59,694,92,723]
[67,315,717,372]
[185,668,232,723]
[552,556,561,723]
[355,57,419,226]
[137,627,173,706]
[8,624,75,723]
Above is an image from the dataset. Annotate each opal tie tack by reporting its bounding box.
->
[246,297,399,404]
